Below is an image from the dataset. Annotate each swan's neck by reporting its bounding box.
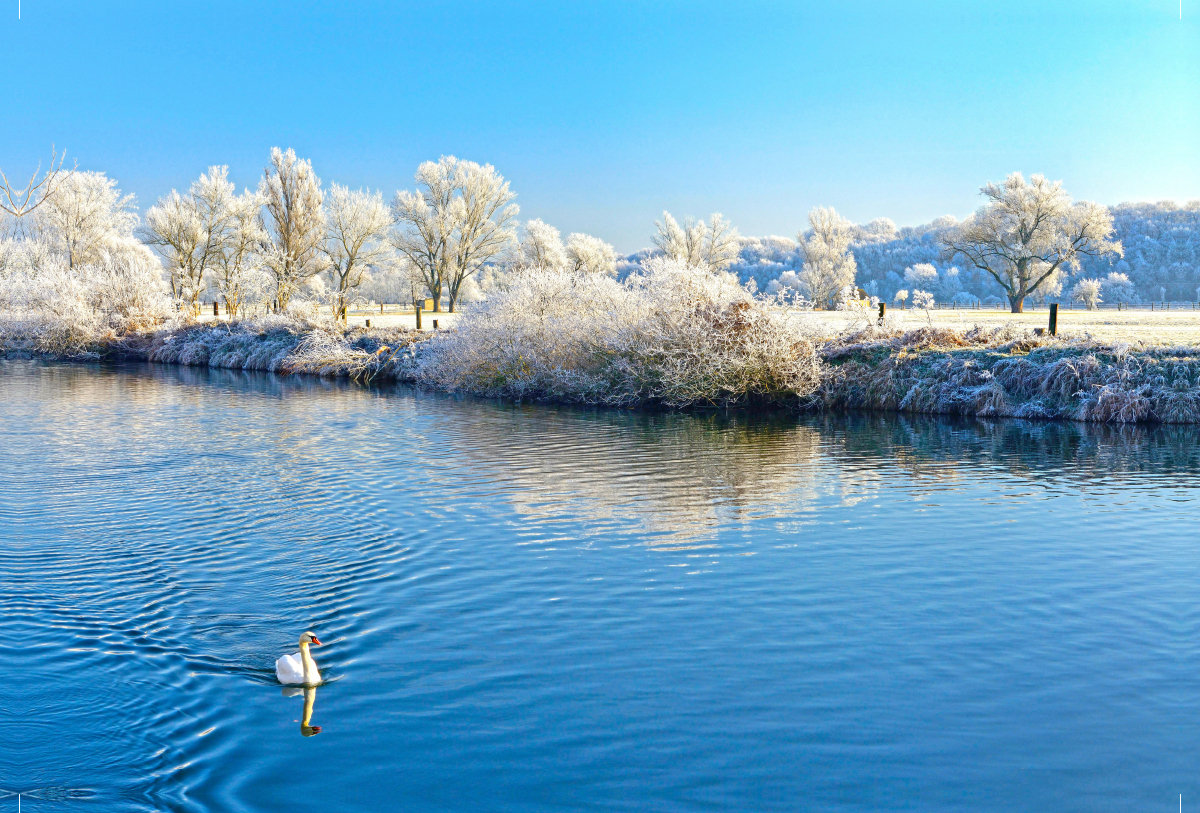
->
[299,642,318,684]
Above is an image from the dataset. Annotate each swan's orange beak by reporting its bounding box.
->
[310,636,322,646]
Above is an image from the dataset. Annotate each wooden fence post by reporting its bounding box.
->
[1049,303,1058,336]
[415,302,422,330]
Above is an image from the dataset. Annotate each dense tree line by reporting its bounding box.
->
[3,147,1196,318]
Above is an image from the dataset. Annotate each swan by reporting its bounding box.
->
[276,631,322,685]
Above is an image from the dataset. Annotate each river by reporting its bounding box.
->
[3,360,1200,812]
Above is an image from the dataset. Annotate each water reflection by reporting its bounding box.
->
[5,360,1200,812]
[8,360,1200,549]
[282,687,322,737]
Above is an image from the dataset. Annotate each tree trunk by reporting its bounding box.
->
[1009,295,1025,313]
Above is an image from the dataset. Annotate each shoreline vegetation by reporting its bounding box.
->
[3,150,1198,423]
[5,262,1200,425]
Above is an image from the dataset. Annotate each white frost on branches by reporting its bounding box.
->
[321,184,392,321]
[391,156,518,312]
[653,212,740,273]
[941,172,1122,313]
[416,257,821,407]
[565,232,617,276]
[1070,278,1103,310]
[259,148,326,311]
[797,207,858,309]
[30,171,138,270]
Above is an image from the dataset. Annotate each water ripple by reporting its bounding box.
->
[4,360,1200,811]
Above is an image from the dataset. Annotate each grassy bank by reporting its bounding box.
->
[6,267,1200,422]
[8,316,1200,424]
[821,325,1200,423]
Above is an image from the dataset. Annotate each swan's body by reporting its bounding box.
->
[276,631,322,685]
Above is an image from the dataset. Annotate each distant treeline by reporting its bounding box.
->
[619,201,1200,305]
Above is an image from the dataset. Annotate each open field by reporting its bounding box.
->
[193,305,463,332]
[800,305,1200,345]
[190,303,1200,345]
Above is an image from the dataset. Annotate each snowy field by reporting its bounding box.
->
[797,306,1200,345]
[191,303,1200,345]
[194,306,464,332]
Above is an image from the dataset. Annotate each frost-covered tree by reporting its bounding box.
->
[143,166,241,312]
[653,212,740,273]
[941,173,1122,313]
[797,206,857,309]
[142,190,203,305]
[392,156,518,312]
[32,171,137,270]
[259,148,326,310]
[214,191,267,317]
[1101,272,1137,305]
[566,233,617,276]
[893,289,909,307]
[1070,278,1103,310]
[912,290,935,310]
[513,218,567,272]
[321,184,392,321]
[903,263,939,290]
[87,241,171,322]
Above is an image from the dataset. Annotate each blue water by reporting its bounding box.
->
[3,360,1200,812]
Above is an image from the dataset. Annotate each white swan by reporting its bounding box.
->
[276,631,322,685]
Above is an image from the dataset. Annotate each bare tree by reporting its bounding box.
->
[653,212,740,272]
[259,148,326,310]
[322,184,392,322]
[797,206,857,309]
[941,173,1122,313]
[0,147,73,220]
[391,156,518,312]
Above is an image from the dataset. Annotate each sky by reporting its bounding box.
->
[2,0,1198,252]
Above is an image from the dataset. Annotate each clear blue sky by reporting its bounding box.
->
[3,1,1197,251]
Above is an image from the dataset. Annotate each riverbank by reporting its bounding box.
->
[6,315,1200,424]
[0,315,422,384]
[820,325,1200,423]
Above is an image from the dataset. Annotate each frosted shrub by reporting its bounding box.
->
[0,244,170,354]
[85,244,173,327]
[416,257,821,407]
[1070,278,1103,310]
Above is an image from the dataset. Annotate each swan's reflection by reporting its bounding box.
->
[282,686,322,736]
